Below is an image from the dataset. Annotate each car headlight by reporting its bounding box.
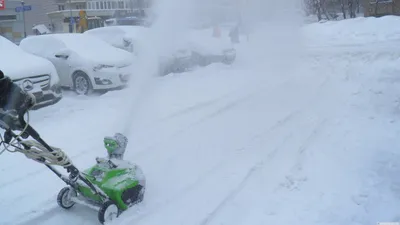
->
[93,64,114,71]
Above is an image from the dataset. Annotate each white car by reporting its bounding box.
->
[84,26,236,76]
[19,33,134,95]
[0,36,62,109]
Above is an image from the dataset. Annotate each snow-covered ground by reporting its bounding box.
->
[2,16,400,225]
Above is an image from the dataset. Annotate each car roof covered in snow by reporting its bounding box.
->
[20,33,134,66]
[84,26,150,48]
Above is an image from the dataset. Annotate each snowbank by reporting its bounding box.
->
[302,16,400,46]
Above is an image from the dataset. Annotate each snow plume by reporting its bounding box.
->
[117,0,305,138]
[118,0,196,137]
[240,0,306,81]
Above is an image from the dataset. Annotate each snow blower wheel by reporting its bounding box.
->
[57,187,77,209]
[98,200,120,224]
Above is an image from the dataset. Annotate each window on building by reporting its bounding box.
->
[108,2,111,9]
[96,2,99,9]
[100,1,104,9]
[0,15,17,21]
[58,5,65,11]
[118,1,124,9]
[112,1,117,9]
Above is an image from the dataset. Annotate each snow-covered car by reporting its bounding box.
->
[84,26,236,76]
[0,36,62,109]
[84,26,192,76]
[187,29,236,67]
[19,33,134,95]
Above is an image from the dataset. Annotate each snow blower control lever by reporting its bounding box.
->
[0,75,107,201]
[0,109,108,199]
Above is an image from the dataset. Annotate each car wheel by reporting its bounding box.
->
[73,71,92,95]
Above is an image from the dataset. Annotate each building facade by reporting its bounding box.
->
[47,0,151,33]
[0,0,59,42]
[363,0,400,17]
[0,0,24,43]
[23,0,58,34]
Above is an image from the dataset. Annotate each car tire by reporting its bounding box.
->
[73,71,92,95]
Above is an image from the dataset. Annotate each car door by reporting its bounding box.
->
[50,48,73,87]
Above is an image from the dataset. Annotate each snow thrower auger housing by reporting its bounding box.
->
[0,109,146,224]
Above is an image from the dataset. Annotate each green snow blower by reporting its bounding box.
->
[0,107,146,224]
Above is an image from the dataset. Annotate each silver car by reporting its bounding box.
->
[0,36,62,109]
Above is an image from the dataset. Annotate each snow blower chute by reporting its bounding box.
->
[0,106,145,224]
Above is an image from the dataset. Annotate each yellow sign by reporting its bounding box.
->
[78,10,88,33]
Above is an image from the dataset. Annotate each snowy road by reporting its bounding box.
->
[3,19,400,225]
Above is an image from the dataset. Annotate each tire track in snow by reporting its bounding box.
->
[194,113,307,225]
[132,82,280,160]
[192,76,334,224]
[274,117,328,193]
[198,162,262,225]
[116,109,303,225]
[155,89,244,123]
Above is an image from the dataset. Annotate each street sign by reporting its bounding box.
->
[0,0,5,10]
[15,5,32,12]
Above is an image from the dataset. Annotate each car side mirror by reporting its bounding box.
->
[122,37,132,47]
[55,54,69,59]
[54,49,70,59]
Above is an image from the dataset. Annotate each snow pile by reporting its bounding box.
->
[303,15,400,46]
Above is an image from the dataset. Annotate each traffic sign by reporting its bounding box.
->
[15,5,32,12]
[0,0,5,10]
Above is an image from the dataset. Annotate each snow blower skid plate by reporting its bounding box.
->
[57,157,146,224]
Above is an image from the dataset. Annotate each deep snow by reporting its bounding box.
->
[2,16,400,225]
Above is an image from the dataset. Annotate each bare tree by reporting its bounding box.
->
[314,0,322,20]
[348,0,356,18]
[320,0,331,19]
[355,0,360,13]
[341,0,347,19]
[302,0,315,15]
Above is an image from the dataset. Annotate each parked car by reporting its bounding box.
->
[188,29,236,67]
[84,26,192,76]
[19,33,134,95]
[84,26,236,76]
[0,36,62,109]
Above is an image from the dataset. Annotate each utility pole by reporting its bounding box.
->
[69,0,73,33]
[20,0,26,37]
